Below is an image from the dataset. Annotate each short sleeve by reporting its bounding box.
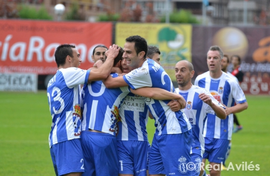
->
[123,67,152,89]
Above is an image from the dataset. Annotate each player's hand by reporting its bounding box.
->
[167,100,181,112]
[167,96,186,111]
[224,106,231,116]
[106,44,120,60]
[199,93,212,106]
[177,98,186,109]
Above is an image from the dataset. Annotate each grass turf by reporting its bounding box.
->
[0,92,269,175]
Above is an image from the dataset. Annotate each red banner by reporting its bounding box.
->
[0,20,112,74]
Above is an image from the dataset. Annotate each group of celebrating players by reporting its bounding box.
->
[47,35,248,176]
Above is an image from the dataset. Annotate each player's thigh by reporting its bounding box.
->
[133,141,149,176]
[148,134,165,175]
[208,139,230,164]
[189,153,202,176]
[51,139,84,176]
[80,131,96,176]
[118,140,149,176]
[93,132,119,176]
[82,131,119,176]
[118,140,134,175]
[159,132,192,175]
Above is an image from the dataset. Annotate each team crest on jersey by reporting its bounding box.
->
[109,106,122,135]
[210,91,221,103]
[178,156,187,174]
[186,101,192,110]
[218,87,224,94]
[73,104,82,136]
[73,104,81,117]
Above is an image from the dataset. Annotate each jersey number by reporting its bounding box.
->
[47,87,65,114]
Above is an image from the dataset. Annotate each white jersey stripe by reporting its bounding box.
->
[82,103,87,131]
[66,111,74,140]
[101,106,114,134]
[134,111,143,141]
[121,115,128,141]
[52,116,58,145]
[89,100,98,130]
[228,114,234,139]
[214,117,221,138]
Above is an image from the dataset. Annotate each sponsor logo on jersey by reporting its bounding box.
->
[210,91,221,103]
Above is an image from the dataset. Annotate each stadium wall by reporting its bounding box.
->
[0,20,269,95]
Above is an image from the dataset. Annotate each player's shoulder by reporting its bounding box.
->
[47,74,57,88]
[191,85,208,94]
[146,59,161,72]
[196,71,209,80]
[226,72,239,83]
[59,67,85,75]
[59,67,80,72]
[222,72,239,85]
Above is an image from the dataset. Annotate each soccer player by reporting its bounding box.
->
[175,60,226,176]
[147,46,161,65]
[103,35,192,176]
[80,46,186,176]
[47,44,120,176]
[221,55,238,82]
[117,57,150,176]
[92,44,108,63]
[117,55,182,176]
[231,55,244,133]
[195,46,248,176]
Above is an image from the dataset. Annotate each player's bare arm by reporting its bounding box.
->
[103,75,128,88]
[199,93,226,119]
[224,102,248,116]
[87,44,120,82]
[130,87,186,104]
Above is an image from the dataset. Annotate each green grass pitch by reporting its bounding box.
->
[0,91,269,175]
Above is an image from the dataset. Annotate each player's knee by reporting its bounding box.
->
[209,167,221,176]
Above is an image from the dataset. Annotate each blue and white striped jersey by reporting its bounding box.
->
[117,93,149,141]
[195,71,247,140]
[175,85,223,157]
[81,73,130,136]
[47,67,90,148]
[123,59,191,135]
[227,72,239,83]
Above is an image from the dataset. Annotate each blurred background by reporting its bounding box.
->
[0,1,270,176]
[1,0,269,95]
